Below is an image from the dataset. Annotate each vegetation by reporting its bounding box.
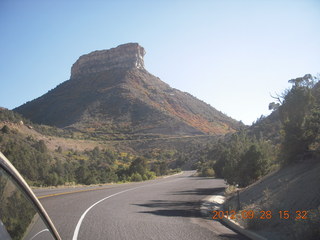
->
[0,125,180,186]
[1,74,319,190]
[0,167,39,240]
[276,74,320,163]
[197,131,277,187]
[197,74,320,188]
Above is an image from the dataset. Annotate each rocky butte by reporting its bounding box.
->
[15,43,241,135]
[71,43,146,79]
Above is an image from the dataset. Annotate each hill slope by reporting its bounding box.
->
[224,158,320,239]
[15,43,240,136]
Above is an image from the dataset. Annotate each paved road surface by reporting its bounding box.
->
[37,171,247,240]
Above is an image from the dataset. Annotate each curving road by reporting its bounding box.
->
[36,171,247,240]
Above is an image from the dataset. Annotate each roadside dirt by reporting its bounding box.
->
[0,122,105,151]
[224,158,320,240]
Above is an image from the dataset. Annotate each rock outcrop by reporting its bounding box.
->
[71,43,145,79]
[15,43,242,135]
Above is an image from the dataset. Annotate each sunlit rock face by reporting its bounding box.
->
[71,43,145,79]
[15,43,242,135]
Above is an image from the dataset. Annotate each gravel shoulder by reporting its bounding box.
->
[220,159,320,240]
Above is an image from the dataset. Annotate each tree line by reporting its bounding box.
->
[197,131,277,187]
[197,74,320,187]
[0,126,179,186]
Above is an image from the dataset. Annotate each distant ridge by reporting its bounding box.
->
[15,43,241,135]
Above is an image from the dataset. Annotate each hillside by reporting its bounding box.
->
[0,107,216,186]
[198,74,320,239]
[249,77,320,145]
[14,43,241,136]
[224,158,320,239]
[0,112,216,157]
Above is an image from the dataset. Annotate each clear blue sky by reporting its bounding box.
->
[1,0,319,125]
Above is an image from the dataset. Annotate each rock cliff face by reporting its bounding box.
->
[15,43,242,135]
[71,43,145,79]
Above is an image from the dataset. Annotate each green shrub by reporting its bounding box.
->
[131,173,143,182]
[146,171,156,180]
[201,168,215,177]
[1,125,10,134]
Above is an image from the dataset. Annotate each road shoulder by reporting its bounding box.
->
[201,194,267,240]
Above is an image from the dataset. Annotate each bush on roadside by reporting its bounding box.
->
[130,173,143,182]
[145,170,156,180]
[200,168,215,177]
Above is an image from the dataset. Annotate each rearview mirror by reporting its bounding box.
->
[0,152,61,240]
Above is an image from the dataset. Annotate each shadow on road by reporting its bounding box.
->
[188,176,218,180]
[134,200,203,218]
[219,233,246,239]
[133,186,225,219]
[170,187,225,196]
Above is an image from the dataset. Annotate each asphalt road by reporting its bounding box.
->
[37,171,247,240]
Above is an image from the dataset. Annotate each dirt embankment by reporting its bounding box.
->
[224,158,320,240]
[0,122,105,152]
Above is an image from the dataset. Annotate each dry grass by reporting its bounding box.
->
[0,123,106,152]
[223,159,320,239]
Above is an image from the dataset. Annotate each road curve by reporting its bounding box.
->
[38,171,247,240]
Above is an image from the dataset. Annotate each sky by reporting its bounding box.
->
[0,0,319,125]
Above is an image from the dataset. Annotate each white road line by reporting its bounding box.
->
[72,186,141,240]
[30,229,49,240]
[72,176,184,240]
